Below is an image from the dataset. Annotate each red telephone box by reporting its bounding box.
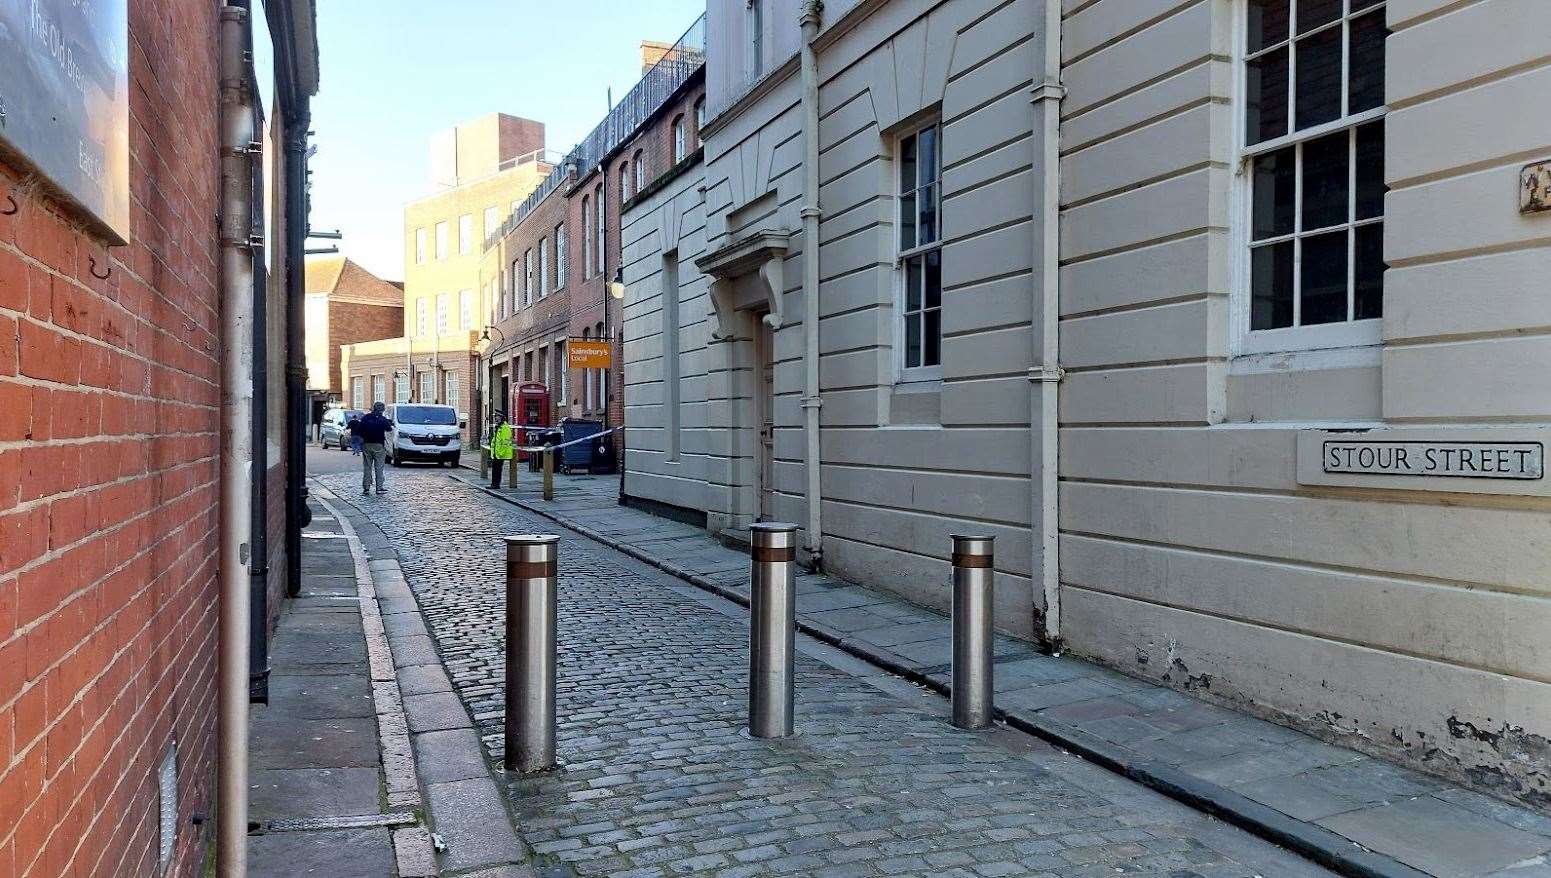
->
[513,382,551,461]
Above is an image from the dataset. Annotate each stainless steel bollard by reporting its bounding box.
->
[749,522,798,738]
[504,534,560,772]
[951,535,995,729]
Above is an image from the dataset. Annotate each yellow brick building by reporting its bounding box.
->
[343,113,551,437]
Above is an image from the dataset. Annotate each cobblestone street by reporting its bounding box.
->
[318,467,1333,878]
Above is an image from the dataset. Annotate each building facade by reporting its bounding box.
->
[304,256,404,417]
[344,114,551,437]
[621,0,1551,810]
[473,30,707,445]
[0,0,318,873]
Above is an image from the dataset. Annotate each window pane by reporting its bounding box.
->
[1296,0,1341,33]
[1246,47,1289,144]
[1300,230,1349,325]
[924,250,941,309]
[917,125,937,188]
[1350,0,1384,13]
[899,133,916,195]
[899,191,917,250]
[1355,222,1384,319]
[1295,27,1343,130]
[1349,10,1387,114]
[1247,0,1290,53]
[1302,131,1350,231]
[1355,121,1385,220]
[905,313,922,368]
[1251,242,1294,330]
[918,183,938,244]
[1252,147,1296,240]
[923,309,941,367]
[905,255,922,312]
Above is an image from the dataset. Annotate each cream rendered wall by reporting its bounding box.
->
[1055,0,1550,808]
[698,0,1047,637]
[621,163,713,512]
[304,293,330,391]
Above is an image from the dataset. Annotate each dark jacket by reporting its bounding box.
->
[350,412,393,444]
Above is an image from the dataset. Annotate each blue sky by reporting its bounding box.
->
[300,0,706,281]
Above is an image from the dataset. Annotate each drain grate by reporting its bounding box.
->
[262,812,418,833]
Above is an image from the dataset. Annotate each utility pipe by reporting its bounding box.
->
[1031,0,1065,651]
[283,104,310,599]
[217,3,257,873]
[798,2,823,567]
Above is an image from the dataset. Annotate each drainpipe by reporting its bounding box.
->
[284,106,311,599]
[799,1,824,567]
[1031,0,1065,651]
[249,241,270,704]
[218,3,256,872]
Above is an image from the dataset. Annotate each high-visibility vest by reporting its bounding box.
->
[490,423,515,460]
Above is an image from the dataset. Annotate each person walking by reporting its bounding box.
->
[489,411,515,489]
[347,414,364,455]
[351,402,394,495]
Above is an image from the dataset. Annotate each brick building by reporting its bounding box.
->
[343,115,551,440]
[0,1,317,875]
[474,28,706,451]
[303,256,403,418]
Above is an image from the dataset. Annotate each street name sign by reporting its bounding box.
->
[1297,429,1549,495]
[0,0,131,242]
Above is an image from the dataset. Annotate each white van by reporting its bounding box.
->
[383,404,463,467]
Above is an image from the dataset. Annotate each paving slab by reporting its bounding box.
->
[265,674,375,719]
[427,777,529,872]
[1319,796,1551,877]
[249,767,382,823]
[247,827,396,877]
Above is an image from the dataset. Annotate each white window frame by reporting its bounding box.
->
[556,338,568,402]
[633,151,645,194]
[673,116,687,164]
[436,292,450,335]
[395,374,410,404]
[695,98,706,135]
[524,249,534,307]
[1231,0,1388,359]
[373,375,386,405]
[556,224,568,288]
[458,214,474,255]
[418,371,435,403]
[435,221,449,260]
[483,206,498,239]
[621,163,631,203]
[415,299,428,337]
[582,196,593,279]
[747,0,764,81]
[594,184,605,276]
[414,228,427,264]
[352,377,364,410]
[446,372,461,413]
[582,329,594,410]
[895,119,944,383]
[539,237,550,297]
[460,289,474,330]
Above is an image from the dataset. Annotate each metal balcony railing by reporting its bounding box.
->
[487,13,706,253]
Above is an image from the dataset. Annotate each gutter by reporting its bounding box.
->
[217,3,258,873]
[799,1,824,567]
[1031,0,1065,651]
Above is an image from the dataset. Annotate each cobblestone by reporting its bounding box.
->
[321,470,1333,878]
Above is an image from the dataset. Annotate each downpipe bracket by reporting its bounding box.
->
[1028,366,1065,384]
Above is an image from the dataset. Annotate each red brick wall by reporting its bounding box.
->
[328,301,402,396]
[0,2,222,876]
[488,189,570,420]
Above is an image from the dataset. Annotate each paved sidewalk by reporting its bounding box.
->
[323,466,1335,878]
[249,488,539,877]
[452,469,1551,878]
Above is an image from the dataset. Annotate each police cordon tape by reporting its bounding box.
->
[482,425,623,455]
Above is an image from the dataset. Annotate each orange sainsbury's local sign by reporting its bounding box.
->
[568,340,611,369]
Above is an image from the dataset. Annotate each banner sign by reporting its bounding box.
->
[0,0,132,242]
[568,339,611,369]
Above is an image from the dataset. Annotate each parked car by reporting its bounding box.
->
[320,407,363,450]
[384,403,463,467]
